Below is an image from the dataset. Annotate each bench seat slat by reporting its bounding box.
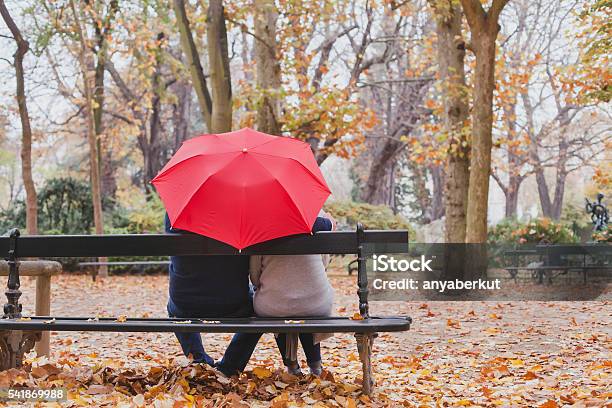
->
[0,316,411,334]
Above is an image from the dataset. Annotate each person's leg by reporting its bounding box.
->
[299,333,322,375]
[167,300,214,366]
[274,334,302,375]
[216,332,263,376]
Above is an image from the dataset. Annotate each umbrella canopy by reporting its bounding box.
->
[151,128,331,249]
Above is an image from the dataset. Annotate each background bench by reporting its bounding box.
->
[0,224,410,395]
[504,244,611,284]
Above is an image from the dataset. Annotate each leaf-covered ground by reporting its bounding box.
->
[2,273,610,407]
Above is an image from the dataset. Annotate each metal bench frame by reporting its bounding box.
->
[0,224,411,395]
[504,244,612,284]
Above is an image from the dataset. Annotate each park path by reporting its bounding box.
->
[6,273,611,407]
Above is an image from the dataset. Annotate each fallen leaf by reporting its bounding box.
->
[87,384,113,394]
[252,366,272,379]
[447,319,460,328]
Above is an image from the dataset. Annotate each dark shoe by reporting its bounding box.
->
[308,361,322,376]
[286,362,303,376]
[214,361,239,378]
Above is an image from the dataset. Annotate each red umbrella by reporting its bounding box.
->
[151,128,331,249]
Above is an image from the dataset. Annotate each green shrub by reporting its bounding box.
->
[488,217,578,245]
[110,194,165,234]
[592,227,611,242]
[561,203,595,241]
[0,177,97,235]
[323,200,415,236]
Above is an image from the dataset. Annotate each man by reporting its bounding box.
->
[165,213,334,375]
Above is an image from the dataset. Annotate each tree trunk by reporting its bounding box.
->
[0,1,37,235]
[92,4,118,202]
[173,0,213,130]
[254,0,281,135]
[172,80,192,150]
[430,164,445,221]
[521,87,570,220]
[502,101,522,219]
[521,89,552,217]
[146,52,163,190]
[101,149,117,200]
[505,177,519,218]
[207,0,232,133]
[69,0,107,277]
[405,159,432,223]
[550,138,568,219]
[362,139,403,205]
[431,1,470,242]
[460,0,508,243]
[465,33,496,242]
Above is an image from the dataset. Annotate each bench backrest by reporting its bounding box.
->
[0,229,408,257]
[1,226,409,319]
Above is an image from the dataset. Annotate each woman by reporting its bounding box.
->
[249,211,335,376]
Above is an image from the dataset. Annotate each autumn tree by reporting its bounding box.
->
[232,0,377,163]
[100,1,194,189]
[494,0,610,219]
[357,3,436,207]
[459,0,509,243]
[254,0,281,135]
[69,0,107,276]
[429,0,469,242]
[173,0,232,133]
[87,1,119,199]
[0,1,37,235]
[575,0,611,103]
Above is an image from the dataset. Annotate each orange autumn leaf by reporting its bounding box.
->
[539,400,559,408]
[447,319,460,329]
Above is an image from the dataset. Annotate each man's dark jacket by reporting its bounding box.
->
[165,215,332,316]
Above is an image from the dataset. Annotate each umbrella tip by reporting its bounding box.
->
[242,148,247,153]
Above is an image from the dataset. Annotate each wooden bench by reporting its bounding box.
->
[504,244,611,284]
[0,224,411,395]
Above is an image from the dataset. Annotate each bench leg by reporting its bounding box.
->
[0,330,41,370]
[355,333,375,395]
[35,275,51,356]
